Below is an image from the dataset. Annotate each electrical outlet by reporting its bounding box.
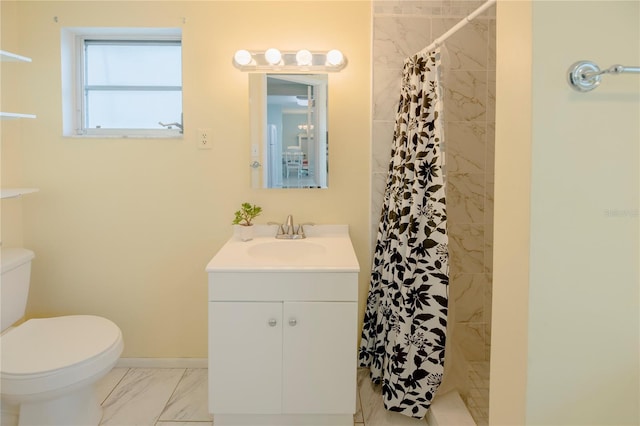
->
[198,128,212,149]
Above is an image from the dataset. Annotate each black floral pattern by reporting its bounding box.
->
[359,48,448,419]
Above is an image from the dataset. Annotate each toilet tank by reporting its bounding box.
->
[1,248,35,332]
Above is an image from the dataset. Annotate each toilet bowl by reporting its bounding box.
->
[0,248,124,426]
[1,315,124,426]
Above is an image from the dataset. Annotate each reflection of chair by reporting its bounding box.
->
[284,150,303,178]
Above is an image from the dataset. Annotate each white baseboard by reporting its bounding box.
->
[116,358,208,369]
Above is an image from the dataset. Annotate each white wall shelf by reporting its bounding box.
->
[1,50,38,199]
[0,112,36,120]
[1,188,39,199]
[1,50,35,119]
[0,50,32,63]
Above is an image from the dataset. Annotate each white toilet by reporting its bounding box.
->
[0,248,124,426]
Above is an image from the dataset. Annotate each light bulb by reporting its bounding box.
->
[264,48,282,65]
[233,50,252,66]
[326,49,344,66]
[296,49,313,66]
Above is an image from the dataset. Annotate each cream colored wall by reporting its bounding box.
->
[492,0,639,424]
[526,1,638,424]
[490,1,531,424]
[8,1,370,358]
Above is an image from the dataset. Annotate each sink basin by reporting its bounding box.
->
[206,225,359,272]
[247,241,327,261]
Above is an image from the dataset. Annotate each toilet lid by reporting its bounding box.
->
[1,315,122,376]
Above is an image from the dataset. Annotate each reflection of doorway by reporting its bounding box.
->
[266,74,328,188]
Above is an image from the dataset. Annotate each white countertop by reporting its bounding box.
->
[206,225,360,273]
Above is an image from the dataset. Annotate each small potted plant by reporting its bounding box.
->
[232,202,262,241]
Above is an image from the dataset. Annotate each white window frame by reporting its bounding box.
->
[61,27,183,138]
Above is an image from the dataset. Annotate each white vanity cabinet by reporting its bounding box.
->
[209,299,357,414]
[206,226,360,426]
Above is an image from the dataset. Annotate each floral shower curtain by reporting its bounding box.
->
[359,48,449,419]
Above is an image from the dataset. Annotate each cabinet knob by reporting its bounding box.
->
[268,318,277,327]
[288,318,297,326]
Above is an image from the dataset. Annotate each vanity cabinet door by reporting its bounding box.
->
[282,301,357,414]
[209,302,283,414]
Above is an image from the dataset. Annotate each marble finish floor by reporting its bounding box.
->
[96,367,436,426]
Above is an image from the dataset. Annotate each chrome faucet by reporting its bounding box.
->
[271,214,308,239]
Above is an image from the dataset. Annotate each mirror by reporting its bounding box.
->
[250,74,328,189]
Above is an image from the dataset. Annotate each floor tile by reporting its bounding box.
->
[155,423,212,426]
[158,368,212,421]
[100,368,185,426]
[96,367,129,405]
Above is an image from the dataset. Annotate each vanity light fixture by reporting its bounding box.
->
[233,49,253,66]
[295,49,313,66]
[326,49,344,67]
[264,48,282,65]
[232,48,347,72]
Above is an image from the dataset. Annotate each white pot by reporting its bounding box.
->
[237,225,254,242]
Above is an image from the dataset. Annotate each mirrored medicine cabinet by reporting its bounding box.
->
[249,74,328,189]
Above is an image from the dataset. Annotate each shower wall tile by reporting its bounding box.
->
[442,1,494,18]
[485,122,495,181]
[455,322,486,362]
[373,67,402,120]
[372,120,395,173]
[488,18,496,70]
[372,1,404,16]
[447,173,485,224]
[371,172,388,250]
[484,324,492,360]
[448,223,484,274]
[484,178,494,225]
[443,70,487,122]
[432,18,489,70]
[373,1,490,18]
[487,69,496,125]
[374,17,431,66]
[484,222,493,274]
[484,273,493,327]
[450,273,486,323]
[445,122,486,174]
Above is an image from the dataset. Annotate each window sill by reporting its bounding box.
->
[64,134,184,140]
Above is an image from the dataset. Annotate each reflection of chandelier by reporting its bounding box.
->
[296,96,315,107]
[297,124,314,131]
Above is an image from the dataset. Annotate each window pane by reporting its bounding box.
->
[86,42,181,86]
[86,91,182,129]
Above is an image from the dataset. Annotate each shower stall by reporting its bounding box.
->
[369,1,495,423]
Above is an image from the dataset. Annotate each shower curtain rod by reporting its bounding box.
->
[418,0,496,55]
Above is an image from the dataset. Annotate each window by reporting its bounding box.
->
[62,28,182,137]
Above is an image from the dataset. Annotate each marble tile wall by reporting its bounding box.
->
[370,0,495,415]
